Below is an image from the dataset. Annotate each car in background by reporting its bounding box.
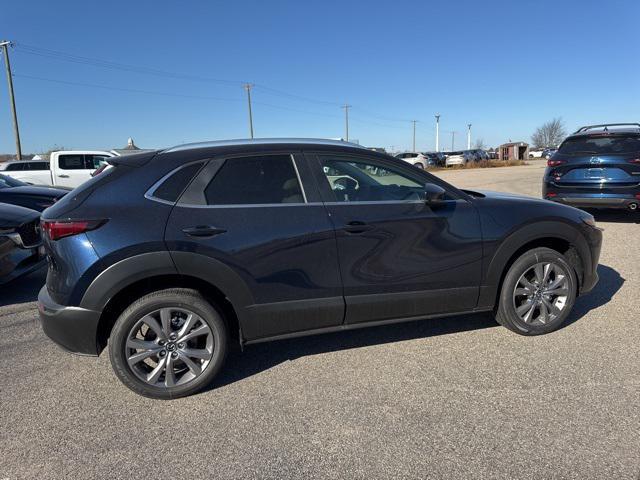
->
[395,152,433,169]
[424,152,446,166]
[0,151,115,188]
[0,203,45,284]
[445,151,474,166]
[470,149,489,161]
[0,174,69,211]
[542,148,557,159]
[487,150,498,160]
[543,123,640,211]
[529,149,544,158]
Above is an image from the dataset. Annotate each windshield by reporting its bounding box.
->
[558,135,640,155]
[0,174,27,189]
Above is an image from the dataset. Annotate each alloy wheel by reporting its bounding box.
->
[513,262,570,326]
[125,307,214,388]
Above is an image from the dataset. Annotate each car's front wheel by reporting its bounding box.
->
[109,288,227,399]
[495,247,577,335]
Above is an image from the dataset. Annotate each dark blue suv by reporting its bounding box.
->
[543,123,640,211]
[38,139,602,398]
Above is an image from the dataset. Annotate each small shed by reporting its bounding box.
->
[498,141,529,161]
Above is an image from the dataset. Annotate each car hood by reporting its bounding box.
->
[3,185,69,197]
[0,202,40,228]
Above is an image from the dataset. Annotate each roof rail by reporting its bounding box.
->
[574,123,640,134]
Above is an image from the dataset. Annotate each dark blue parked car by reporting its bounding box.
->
[543,123,640,211]
[38,139,602,398]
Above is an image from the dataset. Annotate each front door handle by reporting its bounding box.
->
[344,220,373,234]
[182,225,227,238]
[58,174,70,178]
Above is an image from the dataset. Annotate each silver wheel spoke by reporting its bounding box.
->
[126,338,158,351]
[160,308,172,337]
[181,348,212,360]
[538,300,549,324]
[516,300,535,323]
[545,287,568,296]
[165,356,176,387]
[146,357,166,384]
[178,324,210,343]
[542,297,562,318]
[534,264,545,284]
[515,287,533,296]
[178,352,202,376]
[177,313,198,338]
[127,347,162,366]
[143,315,166,341]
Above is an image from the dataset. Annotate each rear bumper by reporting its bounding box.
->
[38,286,101,356]
[543,181,639,209]
[550,196,638,209]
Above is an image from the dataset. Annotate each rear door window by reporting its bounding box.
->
[6,163,25,171]
[202,155,305,205]
[59,154,86,170]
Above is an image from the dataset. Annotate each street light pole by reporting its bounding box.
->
[243,83,254,139]
[1,41,22,160]
[451,131,455,151]
[342,104,351,141]
[435,114,440,152]
[412,120,417,152]
[467,124,472,149]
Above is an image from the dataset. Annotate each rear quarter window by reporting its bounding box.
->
[151,162,204,202]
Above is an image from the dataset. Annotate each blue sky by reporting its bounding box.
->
[1,0,639,154]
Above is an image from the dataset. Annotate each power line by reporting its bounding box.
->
[12,42,419,127]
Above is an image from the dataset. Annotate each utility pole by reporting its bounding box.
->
[451,131,455,151]
[411,120,417,152]
[467,123,472,149]
[435,114,440,152]
[1,41,22,160]
[243,83,254,139]
[341,104,351,141]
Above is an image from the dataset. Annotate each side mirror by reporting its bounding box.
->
[422,183,446,204]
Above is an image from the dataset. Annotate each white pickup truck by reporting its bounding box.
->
[0,151,115,188]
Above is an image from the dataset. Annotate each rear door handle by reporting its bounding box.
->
[58,174,70,178]
[182,225,227,238]
[344,220,374,234]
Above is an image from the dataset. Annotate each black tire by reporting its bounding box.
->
[414,162,425,169]
[495,247,577,336]
[109,288,227,399]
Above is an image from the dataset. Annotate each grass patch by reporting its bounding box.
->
[430,159,528,171]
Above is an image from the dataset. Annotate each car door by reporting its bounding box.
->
[54,153,111,188]
[164,151,344,341]
[308,152,483,325]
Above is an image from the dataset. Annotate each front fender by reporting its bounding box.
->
[477,220,592,308]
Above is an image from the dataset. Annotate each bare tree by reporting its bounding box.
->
[531,118,566,149]
[473,138,486,149]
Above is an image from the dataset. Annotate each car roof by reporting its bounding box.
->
[3,159,47,164]
[569,127,640,138]
[164,138,367,154]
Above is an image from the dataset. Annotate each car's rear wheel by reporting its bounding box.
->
[109,288,227,399]
[495,247,577,335]
[414,162,425,169]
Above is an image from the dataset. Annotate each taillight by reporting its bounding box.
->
[628,158,640,164]
[41,219,106,241]
[547,159,565,167]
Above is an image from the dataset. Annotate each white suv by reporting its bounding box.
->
[395,152,429,169]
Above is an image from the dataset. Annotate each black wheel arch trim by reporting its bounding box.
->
[478,220,592,308]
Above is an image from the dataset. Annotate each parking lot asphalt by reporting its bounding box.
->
[1,160,638,479]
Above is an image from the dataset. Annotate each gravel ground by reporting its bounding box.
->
[1,160,638,479]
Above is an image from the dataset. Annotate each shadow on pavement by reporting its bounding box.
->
[565,264,624,326]
[586,208,640,224]
[210,263,623,391]
[0,267,46,307]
